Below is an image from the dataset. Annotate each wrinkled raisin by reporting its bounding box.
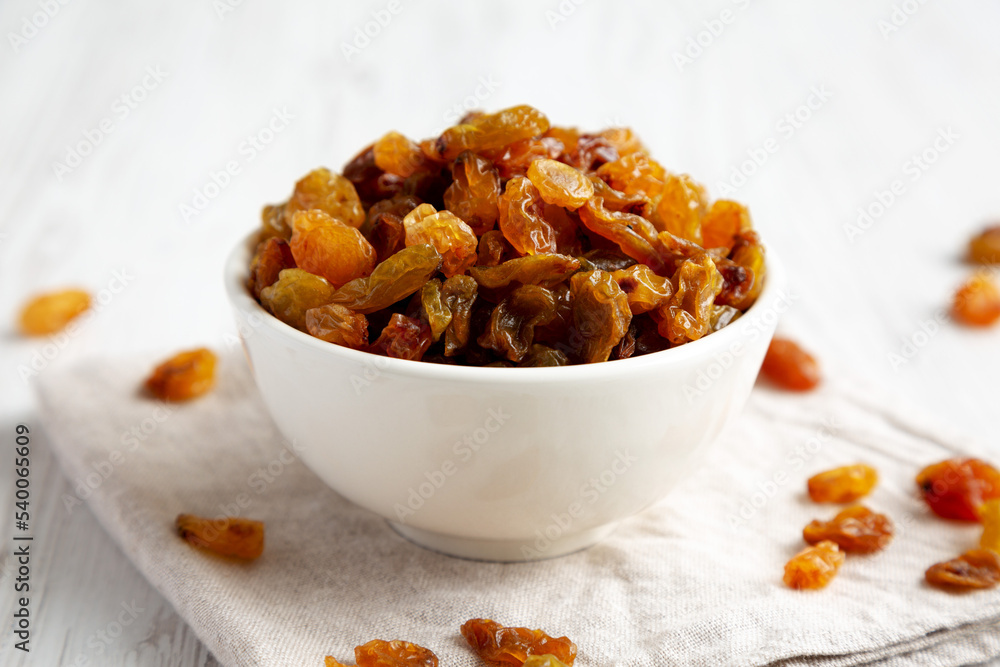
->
[658,254,723,345]
[332,245,442,314]
[803,505,894,554]
[499,176,557,255]
[285,167,365,229]
[478,285,559,362]
[436,105,550,160]
[261,268,336,330]
[403,205,478,277]
[355,639,439,667]
[808,464,878,503]
[145,348,217,401]
[373,131,428,178]
[444,151,501,235]
[470,254,581,290]
[249,237,296,299]
[783,540,844,590]
[526,159,594,210]
[460,618,577,666]
[305,304,368,349]
[611,264,673,314]
[926,549,1000,590]
[570,270,632,363]
[290,210,376,289]
[371,313,432,361]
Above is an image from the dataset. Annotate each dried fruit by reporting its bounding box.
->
[968,225,1000,264]
[925,549,1000,590]
[261,268,337,331]
[305,304,368,349]
[656,173,707,244]
[526,159,594,210]
[478,285,559,362]
[460,618,577,666]
[783,540,844,590]
[145,348,217,401]
[803,505,894,554]
[373,131,428,178]
[701,200,751,251]
[952,273,1000,326]
[519,344,569,367]
[570,270,632,363]
[403,205,478,277]
[290,210,377,289]
[484,137,564,180]
[371,313,433,361]
[285,167,365,229]
[728,231,766,311]
[578,197,664,272]
[916,458,1000,522]
[478,229,511,267]
[469,254,581,290]
[499,176,557,255]
[444,151,501,234]
[436,105,550,160]
[249,237,296,299]
[760,338,821,391]
[18,288,91,336]
[807,464,879,503]
[441,275,478,356]
[331,245,442,314]
[355,639,439,667]
[176,513,263,560]
[658,254,723,345]
[611,264,673,314]
[980,499,1000,552]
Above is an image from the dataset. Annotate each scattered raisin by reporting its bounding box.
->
[807,464,878,503]
[916,458,1000,522]
[803,505,894,554]
[18,288,91,336]
[145,348,217,401]
[760,338,821,391]
[926,549,1000,590]
[176,514,263,560]
[460,618,577,666]
[968,225,1000,264]
[783,540,844,590]
[355,639,439,666]
[952,273,1000,326]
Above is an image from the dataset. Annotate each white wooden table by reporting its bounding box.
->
[1,1,998,664]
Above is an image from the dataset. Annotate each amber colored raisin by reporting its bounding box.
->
[952,273,1000,326]
[586,175,650,216]
[596,152,665,204]
[655,173,707,244]
[709,305,741,332]
[916,458,1000,522]
[355,639,439,667]
[803,505,894,554]
[261,202,290,240]
[478,285,559,363]
[499,176,558,255]
[444,151,501,235]
[373,131,428,178]
[701,200,752,251]
[368,212,407,264]
[968,226,1000,264]
[926,549,1000,590]
[470,254,581,290]
[145,348,217,401]
[305,304,368,349]
[571,134,618,172]
[460,618,577,667]
[658,254,723,345]
[611,264,673,314]
[484,137,563,180]
[18,288,91,336]
[519,344,569,367]
[712,257,754,309]
[290,210,376,289]
[599,127,644,156]
[436,105,550,160]
[249,237,296,299]
[783,540,844,590]
[403,204,478,277]
[808,464,878,503]
[577,197,665,273]
[980,499,1000,552]
[261,268,337,330]
[760,338,821,391]
[570,270,632,363]
[728,230,766,311]
[331,244,442,314]
[441,275,478,356]
[478,229,512,267]
[526,159,594,210]
[343,145,405,205]
[544,126,579,155]
[420,279,451,341]
[285,167,365,229]
[371,313,432,361]
[176,514,263,560]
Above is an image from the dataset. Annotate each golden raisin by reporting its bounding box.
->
[331,245,442,314]
[305,304,368,349]
[570,270,632,363]
[285,167,365,229]
[807,464,878,503]
[371,313,432,361]
[655,173,707,244]
[803,505,894,554]
[498,176,557,255]
[444,151,501,235]
[402,205,478,277]
[760,338,821,391]
[373,131,427,178]
[145,348,217,401]
[925,549,1000,590]
[436,105,550,160]
[701,200,751,251]
[460,618,577,666]
[478,285,559,363]
[261,268,337,331]
[611,264,673,314]
[18,288,91,336]
[526,159,594,210]
[469,254,581,290]
[658,254,723,345]
[980,499,1000,551]
[290,210,376,289]
[176,514,263,560]
[916,458,1000,522]
[249,237,296,299]
[952,272,1000,326]
[355,639,439,667]
[968,225,1000,264]
[783,540,844,590]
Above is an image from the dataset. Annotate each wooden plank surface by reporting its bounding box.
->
[1,0,998,664]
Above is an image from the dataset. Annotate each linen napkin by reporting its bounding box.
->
[36,353,1000,667]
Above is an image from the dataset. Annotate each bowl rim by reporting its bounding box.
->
[224,230,785,384]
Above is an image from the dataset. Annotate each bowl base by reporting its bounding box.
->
[387,521,620,562]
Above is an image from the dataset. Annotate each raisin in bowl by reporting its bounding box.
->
[225,232,783,561]
[224,106,784,560]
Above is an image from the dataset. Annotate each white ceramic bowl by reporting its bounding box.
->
[224,232,786,561]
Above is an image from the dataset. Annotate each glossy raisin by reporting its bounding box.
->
[916,458,1000,522]
[477,229,511,267]
[441,275,478,356]
[526,158,594,210]
[355,639,439,667]
[403,204,478,277]
[803,505,894,554]
[470,254,581,290]
[658,254,723,345]
[18,288,91,336]
[444,151,501,235]
[570,270,632,363]
[499,176,558,255]
[760,338,821,391]
[460,618,577,666]
[249,237,296,299]
[783,540,844,590]
[701,200,751,251]
[577,197,664,272]
[436,105,550,160]
[331,245,442,314]
[808,464,878,503]
[655,173,707,243]
[145,348,217,401]
[176,514,263,560]
[373,131,428,178]
[519,344,570,367]
[290,209,376,289]
[260,268,337,330]
[371,313,432,361]
[478,285,559,363]
[284,167,365,229]
[484,137,563,180]
[925,549,1000,590]
[305,304,368,349]
[611,264,673,314]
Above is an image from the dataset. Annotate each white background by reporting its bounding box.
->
[1,0,999,665]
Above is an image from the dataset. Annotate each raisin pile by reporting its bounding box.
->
[248,105,766,365]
